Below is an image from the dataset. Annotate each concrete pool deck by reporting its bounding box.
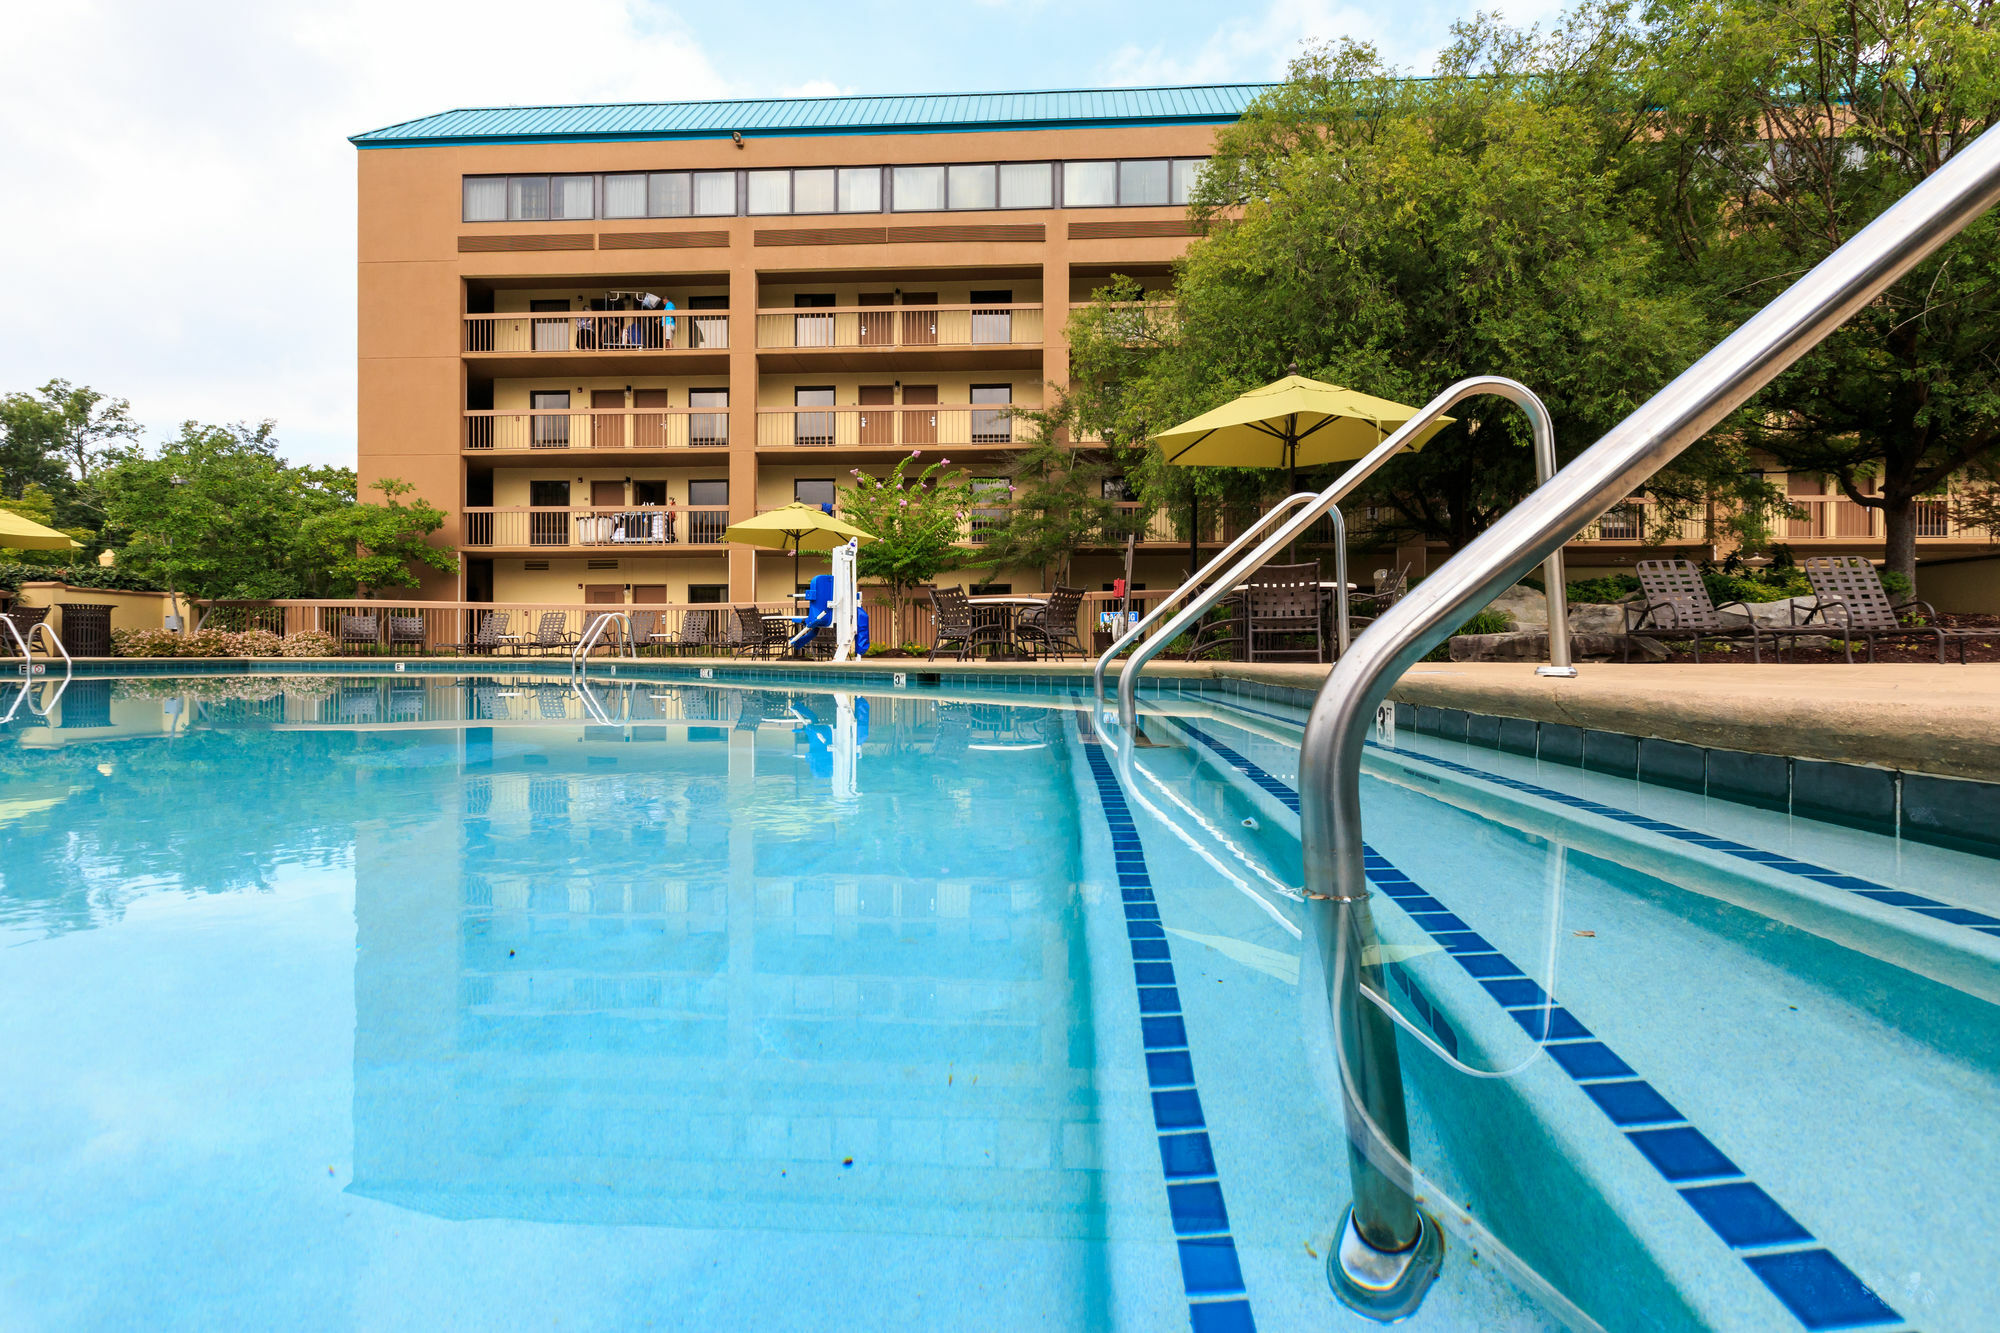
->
[46,655,2000,781]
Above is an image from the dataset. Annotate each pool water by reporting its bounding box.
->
[1,673,1992,1331]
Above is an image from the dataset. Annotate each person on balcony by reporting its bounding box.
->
[665,496,678,544]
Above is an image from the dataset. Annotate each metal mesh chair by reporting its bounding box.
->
[1017,586,1086,659]
[338,614,380,655]
[927,586,1002,660]
[1802,556,1977,663]
[387,615,426,654]
[524,612,576,656]
[449,610,509,656]
[1627,559,1764,662]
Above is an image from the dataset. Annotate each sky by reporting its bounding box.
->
[0,0,1563,470]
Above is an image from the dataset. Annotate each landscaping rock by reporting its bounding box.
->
[1447,630,1664,662]
[1713,595,1821,630]
[1483,583,1632,635]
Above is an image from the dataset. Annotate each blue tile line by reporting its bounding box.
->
[1366,740,2000,942]
[1169,719,1902,1332]
[1075,719,1257,1332]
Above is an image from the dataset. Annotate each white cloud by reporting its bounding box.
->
[1099,0,1386,85]
[0,0,729,468]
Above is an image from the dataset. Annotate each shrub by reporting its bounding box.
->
[1564,574,1640,604]
[280,630,338,657]
[109,627,295,658]
[110,628,181,657]
[1427,607,1513,660]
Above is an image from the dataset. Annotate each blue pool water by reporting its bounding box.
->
[1,672,1993,1331]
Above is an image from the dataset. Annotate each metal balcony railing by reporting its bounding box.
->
[464,311,728,354]
[754,303,1043,351]
[465,409,729,452]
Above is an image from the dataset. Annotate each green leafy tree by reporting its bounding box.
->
[1638,0,2000,591]
[0,380,139,536]
[97,421,358,603]
[975,397,1133,590]
[841,452,978,632]
[1068,19,1727,554]
[297,478,458,596]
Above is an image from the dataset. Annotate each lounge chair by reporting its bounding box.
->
[0,606,53,652]
[1349,563,1409,629]
[387,614,426,654]
[522,612,576,656]
[1801,556,1979,663]
[1188,563,1325,661]
[676,609,718,657]
[449,611,510,656]
[628,610,661,657]
[1624,559,1770,662]
[338,614,380,655]
[1017,585,1086,659]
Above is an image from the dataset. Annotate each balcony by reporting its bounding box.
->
[462,311,730,377]
[465,409,728,454]
[1573,503,1709,545]
[755,404,1018,451]
[753,303,1043,371]
[463,506,731,550]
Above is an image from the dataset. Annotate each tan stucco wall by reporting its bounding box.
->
[1920,556,2000,613]
[12,583,186,636]
[490,557,730,604]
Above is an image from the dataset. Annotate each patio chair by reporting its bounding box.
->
[1017,586,1086,659]
[676,609,718,657]
[387,614,426,654]
[338,614,380,655]
[1242,563,1326,662]
[1801,556,1978,663]
[448,611,509,656]
[733,605,786,659]
[628,610,661,657]
[522,611,576,656]
[0,605,52,651]
[1624,559,1773,662]
[1348,564,1409,629]
[927,586,992,661]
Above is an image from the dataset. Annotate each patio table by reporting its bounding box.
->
[967,596,1048,661]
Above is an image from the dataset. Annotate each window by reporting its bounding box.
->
[1171,158,1205,204]
[999,162,1053,209]
[463,177,505,221]
[688,584,726,604]
[892,165,946,211]
[1063,161,1115,207]
[632,480,668,505]
[793,168,836,214]
[649,172,692,217]
[692,171,735,216]
[554,175,594,218]
[747,170,790,214]
[970,582,1011,595]
[529,389,570,447]
[837,167,881,212]
[947,163,997,210]
[687,479,728,506]
[795,478,837,509]
[689,387,727,448]
[1102,477,1134,501]
[507,176,550,221]
[1119,159,1170,206]
[603,173,647,218]
[971,384,1012,444]
[795,386,836,446]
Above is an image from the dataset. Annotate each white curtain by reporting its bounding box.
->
[999,163,1052,209]
[837,167,880,212]
[1062,161,1115,208]
[692,171,736,216]
[793,169,836,214]
[891,165,945,212]
[602,174,647,218]
[462,177,506,221]
[649,172,692,217]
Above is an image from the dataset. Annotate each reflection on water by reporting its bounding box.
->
[1,676,1103,1242]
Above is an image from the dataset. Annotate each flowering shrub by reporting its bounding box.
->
[841,451,979,633]
[109,627,314,658]
[279,630,338,657]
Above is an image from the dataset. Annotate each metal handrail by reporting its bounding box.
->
[1302,123,2000,1318]
[1091,491,1318,707]
[1116,377,1570,730]
[569,611,635,679]
[1,617,73,722]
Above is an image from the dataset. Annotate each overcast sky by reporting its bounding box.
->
[0,0,1559,470]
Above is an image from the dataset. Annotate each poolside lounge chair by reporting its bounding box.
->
[1348,564,1409,629]
[1625,559,1767,662]
[449,611,510,656]
[387,615,426,654]
[338,614,380,655]
[627,610,661,656]
[1017,586,1086,659]
[522,612,576,656]
[0,605,52,650]
[1801,556,1979,663]
[676,609,718,656]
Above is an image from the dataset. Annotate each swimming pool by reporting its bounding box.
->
[1,671,1990,1330]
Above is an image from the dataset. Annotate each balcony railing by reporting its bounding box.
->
[754,303,1043,351]
[463,506,731,549]
[1573,503,1709,544]
[755,405,1019,448]
[463,311,729,354]
[465,408,729,452]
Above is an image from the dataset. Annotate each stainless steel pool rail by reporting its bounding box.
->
[0,616,72,723]
[570,611,636,681]
[1090,491,1318,707]
[1306,123,2000,1320]
[1113,378,1571,731]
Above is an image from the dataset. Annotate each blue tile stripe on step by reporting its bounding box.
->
[1169,719,1902,1332]
[1076,721,1257,1333]
[1367,740,2000,942]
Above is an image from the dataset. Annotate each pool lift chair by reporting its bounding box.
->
[1099,126,2000,1321]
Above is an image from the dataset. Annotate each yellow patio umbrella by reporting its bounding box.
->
[1155,374,1453,496]
[724,502,877,590]
[0,509,82,551]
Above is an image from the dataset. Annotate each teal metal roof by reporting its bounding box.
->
[351,84,1269,148]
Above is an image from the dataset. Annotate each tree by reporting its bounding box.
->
[96,421,358,602]
[974,397,1132,590]
[1067,19,1723,554]
[297,478,458,596]
[0,381,138,530]
[840,451,978,638]
[1640,0,2000,590]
